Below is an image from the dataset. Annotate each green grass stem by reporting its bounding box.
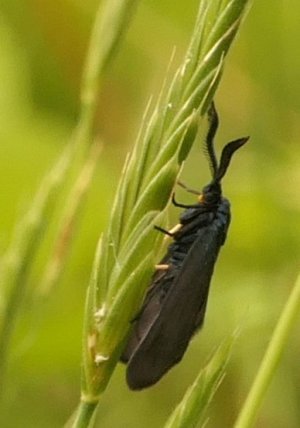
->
[234,274,300,428]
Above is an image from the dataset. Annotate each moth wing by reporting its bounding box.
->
[121,260,177,363]
[126,224,223,389]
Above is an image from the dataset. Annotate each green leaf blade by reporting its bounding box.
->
[165,336,236,428]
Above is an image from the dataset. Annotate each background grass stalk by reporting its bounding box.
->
[39,141,102,297]
[234,274,300,428]
[76,0,139,155]
[0,0,140,396]
[0,146,72,390]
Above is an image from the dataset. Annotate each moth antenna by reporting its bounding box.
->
[215,137,249,182]
[177,181,201,195]
[203,102,219,178]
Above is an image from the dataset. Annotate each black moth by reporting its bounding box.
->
[121,103,249,390]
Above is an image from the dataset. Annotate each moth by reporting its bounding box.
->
[121,103,249,390]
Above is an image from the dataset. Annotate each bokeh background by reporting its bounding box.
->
[1,0,300,427]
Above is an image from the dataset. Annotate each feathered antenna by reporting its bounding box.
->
[203,102,219,178]
[215,136,249,182]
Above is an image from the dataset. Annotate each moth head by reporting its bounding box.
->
[199,102,249,205]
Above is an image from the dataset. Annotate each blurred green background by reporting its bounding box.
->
[1,0,300,427]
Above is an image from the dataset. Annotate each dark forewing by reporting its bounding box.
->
[126,223,225,389]
[120,254,178,363]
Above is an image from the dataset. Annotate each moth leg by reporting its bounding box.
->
[154,225,174,237]
[177,180,201,195]
[155,264,169,271]
[154,223,182,239]
[171,193,200,209]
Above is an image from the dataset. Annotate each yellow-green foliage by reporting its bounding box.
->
[1,0,300,427]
